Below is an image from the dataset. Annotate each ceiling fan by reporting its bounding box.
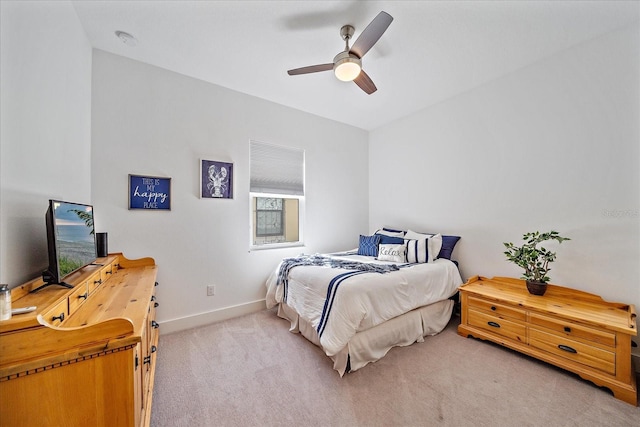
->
[287,11,393,95]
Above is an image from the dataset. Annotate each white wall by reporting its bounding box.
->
[3,3,636,332]
[370,24,639,310]
[91,51,369,332]
[0,1,93,286]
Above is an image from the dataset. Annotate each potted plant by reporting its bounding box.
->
[503,231,570,296]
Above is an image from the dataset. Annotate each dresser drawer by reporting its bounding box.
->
[100,261,115,284]
[468,308,526,343]
[68,283,89,315]
[529,312,615,348]
[529,328,615,375]
[44,299,68,326]
[468,296,526,321]
[88,271,103,294]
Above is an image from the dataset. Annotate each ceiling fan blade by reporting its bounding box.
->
[287,63,334,75]
[354,70,377,94]
[350,11,393,59]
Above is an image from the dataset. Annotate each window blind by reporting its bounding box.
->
[250,141,304,196]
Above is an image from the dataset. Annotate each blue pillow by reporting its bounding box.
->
[438,235,461,260]
[375,233,405,245]
[358,234,381,257]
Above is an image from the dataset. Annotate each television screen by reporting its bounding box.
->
[51,200,96,277]
[40,200,97,292]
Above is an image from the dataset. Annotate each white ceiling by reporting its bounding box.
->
[72,0,639,131]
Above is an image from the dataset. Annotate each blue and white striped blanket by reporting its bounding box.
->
[275,254,406,339]
[276,254,403,301]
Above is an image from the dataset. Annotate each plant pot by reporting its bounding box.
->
[526,280,547,296]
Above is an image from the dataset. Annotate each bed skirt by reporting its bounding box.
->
[276,298,454,376]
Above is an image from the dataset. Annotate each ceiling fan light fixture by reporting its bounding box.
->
[333,52,362,82]
[287,11,392,93]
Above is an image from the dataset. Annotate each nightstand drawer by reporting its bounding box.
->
[530,312,615,348]
[529,328,615,375]
[468,308,526,343]
[468,296,526,321]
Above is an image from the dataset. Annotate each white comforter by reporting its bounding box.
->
[265,252,462,356]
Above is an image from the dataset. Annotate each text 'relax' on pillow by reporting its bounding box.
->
[376,243,406,263]
[358,234,381,257]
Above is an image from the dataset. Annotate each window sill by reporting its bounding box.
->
[249,242,305,252]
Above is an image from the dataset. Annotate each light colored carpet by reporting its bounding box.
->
[151,309,639,427]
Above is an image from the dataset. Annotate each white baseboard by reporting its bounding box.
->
[158,299,267,335]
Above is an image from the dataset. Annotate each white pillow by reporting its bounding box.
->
[404,229,431,240]
[376,243,407,263]
[405,239,429,263]
[404,230,443,262]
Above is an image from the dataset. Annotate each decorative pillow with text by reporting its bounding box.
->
[376,243,407,263]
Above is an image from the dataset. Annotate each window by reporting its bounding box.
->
[250,141,304,248]
[255,197,283,237]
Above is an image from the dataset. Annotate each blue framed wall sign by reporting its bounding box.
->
[128,174,171,210]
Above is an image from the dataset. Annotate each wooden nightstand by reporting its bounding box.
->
[458,276,637,405]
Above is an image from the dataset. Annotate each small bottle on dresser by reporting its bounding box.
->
[0,284,11,320]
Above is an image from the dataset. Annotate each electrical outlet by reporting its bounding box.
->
[207,285,215,296]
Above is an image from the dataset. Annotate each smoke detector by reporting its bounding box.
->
[115,31,137,47]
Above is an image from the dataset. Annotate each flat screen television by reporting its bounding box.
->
[35,199,97,292]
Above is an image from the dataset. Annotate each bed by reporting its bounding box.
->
[265,228,463,376]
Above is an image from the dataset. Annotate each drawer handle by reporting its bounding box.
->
[563,326,571,333]
[491,306,497,311]
[487,321,501,328]
[154,302,159,308]
[558,344,577,354]
[52,312,65,322]
[78,292,88,300]
[105,270,112,275]
[94,279,102,285]
[151,345,157,353]
[152,320,159,329]
[155,281,159,287]
[151,295,156,302]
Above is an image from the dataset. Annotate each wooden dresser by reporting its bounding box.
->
[458,276,637,405]
[0,253,159,426]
